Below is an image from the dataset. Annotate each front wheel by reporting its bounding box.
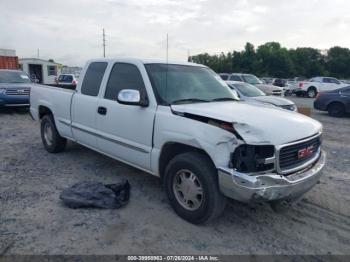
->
[164,152,226,224]
[41,115,67,153]
[307,87,317,98]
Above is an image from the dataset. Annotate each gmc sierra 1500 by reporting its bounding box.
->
[30,58,326,224]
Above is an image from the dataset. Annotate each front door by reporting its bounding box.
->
[96,62,156,171]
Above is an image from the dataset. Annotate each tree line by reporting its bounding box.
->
[189,42,350,79]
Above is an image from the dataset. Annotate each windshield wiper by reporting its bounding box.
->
[210,97,237,102]
[171,98,210,105]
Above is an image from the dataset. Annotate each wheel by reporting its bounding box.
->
[40,115,67,153]
[307,87,317,98]
[328,102,345,117]
[164,152,226,224]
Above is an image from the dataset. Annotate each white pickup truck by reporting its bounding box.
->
[30,58,326,224]
[295,76,348,98]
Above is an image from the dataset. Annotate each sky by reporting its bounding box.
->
[1,0,350,66]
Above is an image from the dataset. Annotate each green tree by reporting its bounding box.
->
[325,46,350,78]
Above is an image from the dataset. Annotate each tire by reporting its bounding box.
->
[328,102,345,117]
[40,115,67,153]
[164,152,226,224]
[307,87,317,98]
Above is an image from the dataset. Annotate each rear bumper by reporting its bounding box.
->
[218,151,326,203]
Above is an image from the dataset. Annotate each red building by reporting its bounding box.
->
[0,49,19,70]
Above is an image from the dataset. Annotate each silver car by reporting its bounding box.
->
[226,81,297,111]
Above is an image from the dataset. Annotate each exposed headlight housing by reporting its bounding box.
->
[231,144,275,173]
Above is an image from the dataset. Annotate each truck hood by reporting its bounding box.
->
[171,101,322,145]
[0,83,34,89]
[252,96,294,106]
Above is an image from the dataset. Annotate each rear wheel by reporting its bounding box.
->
[41,115,67,153]
[328,102,345,117]
[307,87,317,98]
[164,152,226,224]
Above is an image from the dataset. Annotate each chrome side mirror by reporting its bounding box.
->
[117,89,148,107]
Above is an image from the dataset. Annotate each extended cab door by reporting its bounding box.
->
[71,62,108,149]
[95,62,156,171]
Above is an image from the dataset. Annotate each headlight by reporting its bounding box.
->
[0,88,6,94]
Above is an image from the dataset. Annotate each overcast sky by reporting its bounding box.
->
[1,0,350,66]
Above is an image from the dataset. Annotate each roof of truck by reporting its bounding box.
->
[86,58,204,67]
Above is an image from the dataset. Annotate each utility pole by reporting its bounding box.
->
[166,33,169,63]
[102,28,106,58]
[37,48,40,59]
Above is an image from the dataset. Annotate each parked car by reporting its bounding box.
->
[30,58,326,224]
[218,73,230,80]
[273,78,287,87]
[226,81,297,111]
[340,79,350,85]
[287,77,306,94]
[0,69,33,107]
[260,77,274,84]
[295,77,348,98]
[55,74,78,89]
[314,86,350,117]
[228,73,283,96]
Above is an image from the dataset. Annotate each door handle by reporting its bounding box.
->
[97,106,107,115]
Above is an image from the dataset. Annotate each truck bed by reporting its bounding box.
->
[30,84,75,139]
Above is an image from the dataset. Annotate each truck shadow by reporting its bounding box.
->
[0,107,29,115]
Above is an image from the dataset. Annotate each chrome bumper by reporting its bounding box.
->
[218,151,326,203]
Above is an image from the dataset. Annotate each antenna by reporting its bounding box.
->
[102,28,106,58]
[165,33,169,104]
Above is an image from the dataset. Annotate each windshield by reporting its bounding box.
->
[242,74,262,85]
[232,83,265,97]
[0,71,32,84]
[145,64,238,105]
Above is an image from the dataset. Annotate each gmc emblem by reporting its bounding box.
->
[298,146,314,159]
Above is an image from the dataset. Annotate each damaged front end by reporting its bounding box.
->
[218,132,326,204]
[171,104,326,205]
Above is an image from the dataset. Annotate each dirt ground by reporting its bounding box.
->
[0,98,350,255]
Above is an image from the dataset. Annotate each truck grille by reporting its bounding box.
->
[5,88,30,96]
[278,135,321,173]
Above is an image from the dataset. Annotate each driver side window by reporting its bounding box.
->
[104,63,147,102]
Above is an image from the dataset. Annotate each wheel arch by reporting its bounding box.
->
[158,142,216,182]
[38,105,53,119]
[327,100,345,110]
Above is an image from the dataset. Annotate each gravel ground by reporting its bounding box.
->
[0,98,350,255]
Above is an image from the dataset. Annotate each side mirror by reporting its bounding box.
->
[117,89,148,107]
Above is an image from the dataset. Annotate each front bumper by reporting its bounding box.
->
[0,96,30,107]
[218,151,326,203]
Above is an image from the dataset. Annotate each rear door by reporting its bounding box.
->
[95,62,156,171]
[71,62,108,149]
